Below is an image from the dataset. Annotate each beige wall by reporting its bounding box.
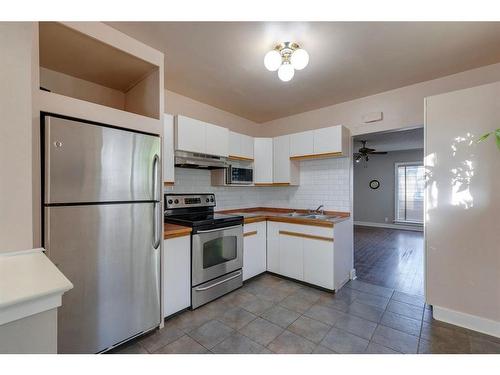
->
[0,23,35,253]
[165,89,260,136]
[425,81,500,327]
[256,63,500,137]
[40,67,126,110]
[0,308,57,354]
[125,68,160,119]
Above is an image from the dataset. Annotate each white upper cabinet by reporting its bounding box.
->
[175,115,206,153]
[290,131,314,157]
[313,125,346,155]
[288,125,350,159]
[273,135,299,185]
[253,138,273,184]
[205,123,229,157]
[163,114,175,183]
[229,131,240,157]
[273,135,291,183]
[240,134,254,159]
[229,131,254,160]
[175,115,229,157]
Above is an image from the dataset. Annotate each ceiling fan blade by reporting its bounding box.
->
[369,151,388,155]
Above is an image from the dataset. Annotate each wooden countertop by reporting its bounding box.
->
[164,208,350,238]
[219,207,350,228]
[164,223,192,239]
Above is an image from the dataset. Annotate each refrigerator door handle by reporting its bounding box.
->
[153,202,161,249]
[152,154,161,249]
[152,154,160,201]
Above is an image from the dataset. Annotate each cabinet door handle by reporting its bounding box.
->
[244,230,257,237]
[279,230,333,242]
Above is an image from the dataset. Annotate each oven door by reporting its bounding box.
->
[192,225,243,286]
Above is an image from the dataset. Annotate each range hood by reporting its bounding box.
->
[174,150,228,169]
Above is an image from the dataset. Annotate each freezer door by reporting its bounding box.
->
[44,116,160,204]
[45,203,161,354]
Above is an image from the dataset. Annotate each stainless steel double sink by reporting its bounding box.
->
[285,212,341,220]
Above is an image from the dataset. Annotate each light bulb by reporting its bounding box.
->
[291,48,309,70]
[264,50,282,71]
[278,63,294,82]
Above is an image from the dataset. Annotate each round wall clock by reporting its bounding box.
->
[369,179,380,189]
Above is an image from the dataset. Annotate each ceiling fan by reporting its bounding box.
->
[354,140,387,163]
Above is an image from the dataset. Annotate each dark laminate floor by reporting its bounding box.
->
[110,274,500,354]
[354,225,424,296]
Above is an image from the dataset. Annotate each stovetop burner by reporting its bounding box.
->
[164,193,243,230]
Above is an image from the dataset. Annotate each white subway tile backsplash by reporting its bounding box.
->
[164,158,351,212]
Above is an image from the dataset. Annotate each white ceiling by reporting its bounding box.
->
[353,127,424,152]
[108,22,500,123]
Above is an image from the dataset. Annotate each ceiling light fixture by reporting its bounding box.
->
[264,42,309,82]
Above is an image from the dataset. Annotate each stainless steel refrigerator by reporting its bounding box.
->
[42,114,162,353]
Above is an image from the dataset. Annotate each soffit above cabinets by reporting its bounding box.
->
[39,22,157,92]
[107,22,500,122]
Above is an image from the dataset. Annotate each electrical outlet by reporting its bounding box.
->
[384,217,389,222]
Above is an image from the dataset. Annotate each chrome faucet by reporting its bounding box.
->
[310,205,324,214]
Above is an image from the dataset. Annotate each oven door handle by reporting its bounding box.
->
[194,225,242,234]
[194,271,242,291]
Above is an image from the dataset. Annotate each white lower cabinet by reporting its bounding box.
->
[266,221,280,273]
[279,233,303,281]
[243,222,267,281]
[163,236,191,318]
[303,238,334,289]
[267,222,335,290]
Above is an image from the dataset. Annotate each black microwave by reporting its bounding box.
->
[226,166,253,185]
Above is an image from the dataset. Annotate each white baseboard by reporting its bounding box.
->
[433,306,500,338]
[354,221,423,232]
[349,268,357,280]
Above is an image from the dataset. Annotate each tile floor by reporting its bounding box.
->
[110,274,500,354]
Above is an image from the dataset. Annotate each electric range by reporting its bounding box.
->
[164,193,244,309]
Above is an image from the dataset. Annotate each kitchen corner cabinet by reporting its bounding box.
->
[163,236,191,318]
[163,114,175,184]
[242,222,267,281]
[253,138,273,184]
[229,131,254,160]
[289,125,350,159]
[273,135,299,185]
[266,221,353,290]
[175,115,229,157]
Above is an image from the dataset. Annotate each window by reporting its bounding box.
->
[395,162,424,224]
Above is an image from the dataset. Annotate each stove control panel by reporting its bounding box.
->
[164,193,216,210]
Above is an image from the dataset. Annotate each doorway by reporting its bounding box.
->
[352,128,425,296]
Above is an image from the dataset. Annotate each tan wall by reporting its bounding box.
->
[40,67,126,110]
[165,89,260,136]
[125,68,160,119]
[0,23,35,253]
[425,81,500,324]
[0,308,57,354]
[256,63,500,137]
